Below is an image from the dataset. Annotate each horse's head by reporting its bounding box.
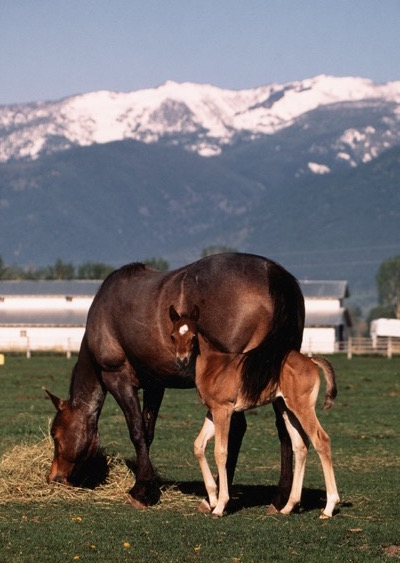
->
[45,389,100,485]
[169,304,199,369]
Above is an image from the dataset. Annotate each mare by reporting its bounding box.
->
[169,305,340,518]
[45,253,304,509]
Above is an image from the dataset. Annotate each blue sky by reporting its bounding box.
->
[1,0,400,105]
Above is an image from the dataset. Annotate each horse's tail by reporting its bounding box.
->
[240,263,305,403]
[311,356,338,410]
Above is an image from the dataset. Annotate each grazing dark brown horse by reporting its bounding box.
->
[46,253,304,509]
[169,306,340,518]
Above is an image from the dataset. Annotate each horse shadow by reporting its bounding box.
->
[173,480,331,515]
[68,451,110,489]
[68,452,336,515]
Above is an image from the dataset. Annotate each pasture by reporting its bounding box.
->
[0,354,399,562]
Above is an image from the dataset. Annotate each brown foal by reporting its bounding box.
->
[169,305,340,518]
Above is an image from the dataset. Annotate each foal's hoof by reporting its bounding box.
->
[267,504,280,515]
[197,499,212,513]
[319,512,332,520]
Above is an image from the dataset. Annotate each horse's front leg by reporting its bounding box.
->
[142,384,165,449]
[102,372,160,508]
[268,400,294,513]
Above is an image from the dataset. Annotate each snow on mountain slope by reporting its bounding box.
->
[1,75,400,162]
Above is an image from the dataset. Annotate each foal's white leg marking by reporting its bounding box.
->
[283,406,340,518]
[307,421,340,518]
[211,408,231,517]
[280,409,309,515]
[194,416,217,511]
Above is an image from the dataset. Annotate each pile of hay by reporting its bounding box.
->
[0,435,199,511]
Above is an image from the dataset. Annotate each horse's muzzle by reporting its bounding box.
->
[47,471,70,486]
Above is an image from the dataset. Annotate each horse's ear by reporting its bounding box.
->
[43,388,66,411]
[190,305,200,322]
[169,305,180,323]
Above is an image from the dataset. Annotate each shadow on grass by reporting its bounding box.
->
[66,452,339,515]
[174,480,331,514]
[67,450,111,489]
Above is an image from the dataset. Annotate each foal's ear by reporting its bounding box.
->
[190,305,200,322]
[43,388,66,411]
[169,304,180,323]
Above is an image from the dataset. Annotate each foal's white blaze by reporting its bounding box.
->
[179,324,189,335]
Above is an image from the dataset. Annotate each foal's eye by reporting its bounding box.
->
[170,334,175,343]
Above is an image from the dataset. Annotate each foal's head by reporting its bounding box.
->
[169,304,199,369]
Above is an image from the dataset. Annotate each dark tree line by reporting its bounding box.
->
[0,246,235,281]
[0,257,167,281]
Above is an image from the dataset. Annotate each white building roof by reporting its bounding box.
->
[305,309,351,327]
[0,280,101,297]
[0,279,351,329]
[300,280,349,299]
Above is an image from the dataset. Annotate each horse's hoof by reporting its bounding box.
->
[128,481,161,506]
[125,495,148,510]
[197,499,211,513]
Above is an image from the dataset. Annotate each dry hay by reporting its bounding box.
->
[0,435,200,512]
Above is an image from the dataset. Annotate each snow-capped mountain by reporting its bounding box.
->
[1,75,400,163]
[1,75,400,309]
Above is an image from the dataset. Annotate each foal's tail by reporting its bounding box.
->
[241,262,305,403]
[311,356,338,410]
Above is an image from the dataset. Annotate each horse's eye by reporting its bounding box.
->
[170,334,175,343]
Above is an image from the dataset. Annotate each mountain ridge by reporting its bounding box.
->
[1,75,400,311]
[2,75,400,161]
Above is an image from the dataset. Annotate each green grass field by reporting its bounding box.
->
[0,354,399,562]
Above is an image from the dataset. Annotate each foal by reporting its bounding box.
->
[169,305,340,518]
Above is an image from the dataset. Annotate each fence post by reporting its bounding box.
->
[66,337,72,359]
[26,337,31,359]
[347,337,352,359]
[388,337,393,359]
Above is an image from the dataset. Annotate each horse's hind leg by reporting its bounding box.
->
[226,411,246,486]
[268,401,294,513]
[278,407,310,515]
[142,384,165,449]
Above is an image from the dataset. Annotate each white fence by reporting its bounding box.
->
[0,328,85,358]
[302,337,400,358]
[346,337,400,359]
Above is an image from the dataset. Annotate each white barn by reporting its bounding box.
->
[0,278,351,356]
[370,318,400,340]
[0,280,99,356]
[300,280,351,354]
